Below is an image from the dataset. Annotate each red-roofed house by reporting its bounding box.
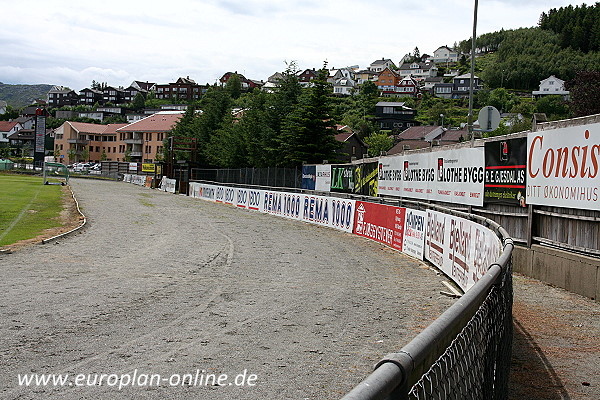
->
[54,121,125,164]
[117,111,184,162]
[0,121,22,144]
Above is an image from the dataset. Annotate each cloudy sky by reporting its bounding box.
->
[1,0,584,91]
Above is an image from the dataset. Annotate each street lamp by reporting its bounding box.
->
[440,113,445,128]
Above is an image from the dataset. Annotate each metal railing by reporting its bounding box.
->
[341,203,513,400]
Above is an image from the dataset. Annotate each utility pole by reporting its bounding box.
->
[468,0,479,145]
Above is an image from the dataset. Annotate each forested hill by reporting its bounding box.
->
[459,3,600,91]
[0,82,53,109]
[539,3,600,53]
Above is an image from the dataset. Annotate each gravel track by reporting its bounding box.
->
[0,178,455,399]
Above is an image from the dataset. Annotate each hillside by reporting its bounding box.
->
[0,82,53,109]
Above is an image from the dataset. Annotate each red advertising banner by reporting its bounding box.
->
[354,201,405,251]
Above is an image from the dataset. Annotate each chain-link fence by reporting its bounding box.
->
[191,167,301,189]
[408,258,513,400]
[341,207,514,400]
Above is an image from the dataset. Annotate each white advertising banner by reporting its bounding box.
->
[425,209,502,292]
[402,208,427,260]
[377,155,404,196]
[429,148,485,206]
[260,190,356,233]
[189,182,219,201]
[159,177,177,193]
[402,152,434,201]
[189,183,355,233]
[527,124,600,210]
[315,165,332,192]
[378,148,485,206]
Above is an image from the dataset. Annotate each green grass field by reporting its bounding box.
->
[0,174,64,246]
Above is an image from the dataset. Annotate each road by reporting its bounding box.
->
[0,179,454,399]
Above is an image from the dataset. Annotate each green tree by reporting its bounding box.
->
[364,132,393,157]
[566,70,600,117]
[535,95,570,119]
[132,92,146,111]
[279,68,341,166]
[225,73,242,99]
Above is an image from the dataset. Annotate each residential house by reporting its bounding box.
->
[15,117,34,130]
[298,68,318,87]
[262,72,284,93]
[333,77,357,96]
[123,81,156,102]
[355,69,378,84]
[439,128,468,143]
[396,125,444,142]
[532,75,570,100]
[8,129,35,156]
[0,121,23,144]
[376,67,401,96]
[374,101,419,132]
[156,77,206,101]
[387,140,431,154]
[396,76,420,98]
[54,121,114,164]
[47,85,79,107]
[386,125,444,153]
[423,76,444,92]
[433,73,482,99]
[219,72,260,92]
[433,82,454,99]
[433,46,459,63]
[79,88,103,106]
[397,62,438,79]
[334,128,368,162]
[369,58,395,72]
[102,86,126,105]
[116,111,183,162]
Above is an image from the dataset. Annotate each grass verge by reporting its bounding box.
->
[0,174,64,246]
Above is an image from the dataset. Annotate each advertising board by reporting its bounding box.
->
[527,124,600,210]
[354,201,404,251]
[425,209,501,292]
[485,137,527,207]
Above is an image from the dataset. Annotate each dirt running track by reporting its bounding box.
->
[0,179,456,399]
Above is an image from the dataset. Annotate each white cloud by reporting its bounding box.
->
[0,0,585,91]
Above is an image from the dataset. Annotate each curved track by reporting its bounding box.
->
[0,179,454,399]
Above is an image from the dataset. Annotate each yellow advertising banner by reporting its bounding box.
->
[142,163,156,173]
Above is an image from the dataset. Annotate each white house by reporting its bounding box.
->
[532,75,570,100]
[397,62,438,79]
[433,46,459,63]
[333,77,357,96]
[0,121,23,143]
[369,58,395,72]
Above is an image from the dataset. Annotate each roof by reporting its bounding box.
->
[371,58,393,65]
[440,128,468,142]
[398,126,441,140]
[388,140,431,154]
[68,121,108,134]
[376,101,406,107]
[117,111,183,133]
[335,132,354,142]
[0,121,19,131]
[454,73,480,80]
[102,123,128,135]
[8,129,34,140]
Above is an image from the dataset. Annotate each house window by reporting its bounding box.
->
[549,81,554,85]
